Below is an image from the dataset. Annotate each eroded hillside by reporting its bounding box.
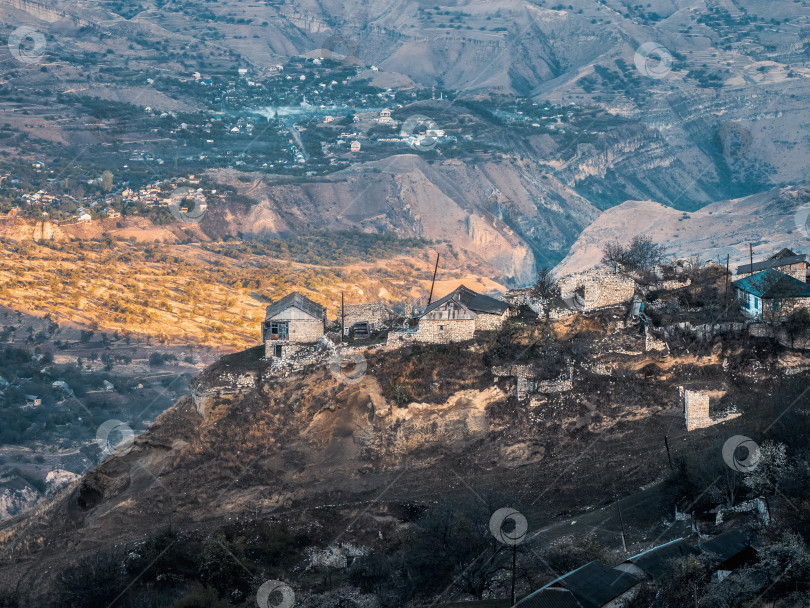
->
[1,292,805,605]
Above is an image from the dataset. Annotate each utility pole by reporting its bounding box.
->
[664,434,673,471]
[724,254,730,312]
[750,243,753,273]
[617,496,628,553]
[511,543,517,606]
[341,292,345,343]
[427,252,440,306]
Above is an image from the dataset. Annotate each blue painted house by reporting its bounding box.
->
[731,268,810,320]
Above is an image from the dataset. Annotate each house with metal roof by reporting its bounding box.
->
[736,248,809,283]
[515,560,641,608]
[731,268,810,320]
[263,292,326,358]
[414,285,510,343]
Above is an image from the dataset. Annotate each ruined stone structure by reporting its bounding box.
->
[504,288,544,315]
[412,285,510,344]
[263,292,326,358]
[492,363,573,400]
[680,387,740,431]
[338,303,395,331]
[557,269,635,312]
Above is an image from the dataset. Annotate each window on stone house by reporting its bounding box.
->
[268,321,289,340]
[439,325,445,330]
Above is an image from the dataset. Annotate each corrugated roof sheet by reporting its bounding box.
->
[516,561,640,608]
[698,529,754,563]
[265,292,325,320]
[731,268,810,298]
[624,538,699,580]
[515,587,583,608]
[421,285,509,317]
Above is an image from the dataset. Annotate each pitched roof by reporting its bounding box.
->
[697,530,755,565]
[770,248,798,260]
[623,538,700,580]
[516,561,640,608]
[736,251,808,275]
[421,285,509,317]
[265,292,325,320]
[515,587,582,608]
[731,268,810,299]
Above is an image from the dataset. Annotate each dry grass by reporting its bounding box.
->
[0,238,492,350]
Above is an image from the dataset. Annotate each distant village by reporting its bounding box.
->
[0,171,217,224]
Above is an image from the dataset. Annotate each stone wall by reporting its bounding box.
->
[288,319,325,343]
[680,387,740,431]
[504,289,544,315]
[558,269,635,311]
[338,303,395,330]
[474,312,507,332]
[493,363,573,400]
[759,296,810,321]
[639,278,692,293]
[264,342,307,359]
[415,318,476,343]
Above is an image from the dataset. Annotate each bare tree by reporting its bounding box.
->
[601,236,666,272]
[625,235,666,271]
[530,267,559,324]
[601,241,627,272]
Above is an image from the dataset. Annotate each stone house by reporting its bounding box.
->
[414,285,510,343]
[263,292,326,358]
[736,248,809,282]
[732,268,810,320]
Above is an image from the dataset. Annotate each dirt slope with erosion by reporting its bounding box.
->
[0,305,800,602]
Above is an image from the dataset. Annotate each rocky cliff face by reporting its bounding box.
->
[203,155,602,283]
